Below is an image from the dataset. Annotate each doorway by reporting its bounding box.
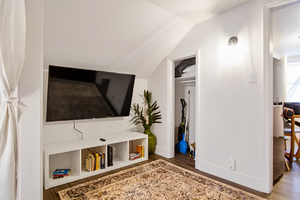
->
[166,50,201,169]
[266,0,300,189]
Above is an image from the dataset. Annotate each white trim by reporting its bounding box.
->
[261,0,295,193]
[195,49,201,169]
[154,146,167,157]
[197,160,263,191]
[17,85,21,200]
[262,4,273,194]
[282,55,287,102]
[166,59,174,158]
[168,51,198,62]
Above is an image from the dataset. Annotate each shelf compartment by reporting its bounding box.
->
[45,150,81,189]
[81,145,106,172]
[48,170,80,189]
[129,138,148,161]
[108,141,128,167]
[49,150,80,177]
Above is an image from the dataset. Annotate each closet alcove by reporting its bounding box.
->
[174,56,196,164]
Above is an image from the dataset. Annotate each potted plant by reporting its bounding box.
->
[130,90,162,154]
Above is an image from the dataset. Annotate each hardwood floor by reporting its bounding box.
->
[273,137,285,183]
[44,148,299,200]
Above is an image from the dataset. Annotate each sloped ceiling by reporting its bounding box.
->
[43,0,193,79]
[146,0,251,24]
[44,0,252,79]
[273,0,300,58]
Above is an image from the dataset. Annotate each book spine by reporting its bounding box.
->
[94,154,97,171]
[107,146,109,166]
[101,153,105,169]
[85,157,91,172]
[136,145,142,157]
[95,153,99,170]
[107,146,113,167]
[97,153,100,170]
[111,147,113,166]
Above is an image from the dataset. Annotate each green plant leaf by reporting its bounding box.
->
[130,90,162,127]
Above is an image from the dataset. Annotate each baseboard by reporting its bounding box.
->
[154,146,167,157]
[196,160,265,192]
[273,173,283,186]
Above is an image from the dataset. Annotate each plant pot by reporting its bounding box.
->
[143,125,156,155]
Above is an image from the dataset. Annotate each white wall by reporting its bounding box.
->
[18,0,43,199]
[148,59,169,156]
[149,0,273,193]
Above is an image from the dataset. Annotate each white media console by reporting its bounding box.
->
[43,131,148,189]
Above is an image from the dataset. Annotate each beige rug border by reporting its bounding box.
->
[58,159,266,200]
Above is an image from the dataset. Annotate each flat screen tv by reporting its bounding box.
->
[46,65,135,122]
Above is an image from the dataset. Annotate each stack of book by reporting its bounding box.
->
[129,145,145,160]
[53,169,72,179]
[85,151,105,172]
[129,152,140,160]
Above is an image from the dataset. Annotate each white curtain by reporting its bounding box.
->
[0,0,26,200]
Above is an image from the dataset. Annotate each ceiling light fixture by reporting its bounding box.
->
[228,36,238,47]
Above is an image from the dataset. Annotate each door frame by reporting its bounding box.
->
[165,49,201,169]
[263,0,296,193]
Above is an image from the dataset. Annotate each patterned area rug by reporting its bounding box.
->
[58,159,265,200]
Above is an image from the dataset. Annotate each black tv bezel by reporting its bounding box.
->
[45,65,135,122]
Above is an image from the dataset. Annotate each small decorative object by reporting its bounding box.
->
[130,90,162,155]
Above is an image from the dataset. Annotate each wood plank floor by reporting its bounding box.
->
[273,137,285,183]
[44,144,299,200]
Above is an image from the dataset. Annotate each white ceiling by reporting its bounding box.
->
[43,0,194,79]
[273,0,300,58]
[146,0,251,24]
[43,0,254,79]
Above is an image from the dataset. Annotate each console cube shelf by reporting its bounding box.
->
[43,132,148,189]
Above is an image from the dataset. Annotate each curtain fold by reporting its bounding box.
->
[0,0,26,200]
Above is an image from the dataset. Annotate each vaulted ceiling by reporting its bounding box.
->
[44,0,252,79]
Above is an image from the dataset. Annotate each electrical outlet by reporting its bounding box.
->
[229,157,236,171]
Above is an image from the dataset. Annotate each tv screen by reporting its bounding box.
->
[46,65,135,122]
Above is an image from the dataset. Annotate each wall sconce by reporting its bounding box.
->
[228,36,238,47]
